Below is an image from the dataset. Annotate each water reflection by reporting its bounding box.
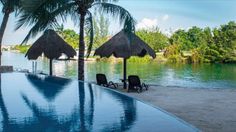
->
[0,74,10,132]
[25,74,71,101]
[2,51,236,88]
[21,94,77,131]
[101,89,137,131]
[0,74,139,131]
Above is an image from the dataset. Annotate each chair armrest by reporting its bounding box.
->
[134,86,142,93]
[142,83,149,90]
[108,81,118,88]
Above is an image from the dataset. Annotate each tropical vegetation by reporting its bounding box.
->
[16,0,135,80]
[11,44,30,53]
[55,25,79,49]
[12,21,236,64]
[85,11,110,49]
[86,21,236,63]
[168,21,236,63]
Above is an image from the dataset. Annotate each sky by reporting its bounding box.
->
[1,0,236,45]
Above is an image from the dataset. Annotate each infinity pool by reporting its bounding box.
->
[0,73,197,132]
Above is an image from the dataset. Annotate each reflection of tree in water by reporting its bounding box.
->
[0,74,10,131]
[77,83,137,131]
[0,74,21,131]
[78,82,94,131]
[0,76,136,131]
[21,94,78,131]
[100,89,137,132]
[16,83,95,132]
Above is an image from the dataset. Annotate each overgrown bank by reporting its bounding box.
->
[12,21,236,64]
[96,21,236,64]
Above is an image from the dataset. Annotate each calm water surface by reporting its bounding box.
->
[2,51,236,89]
[0,73,197,131]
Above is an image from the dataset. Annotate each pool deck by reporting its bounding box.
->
[116,86,236,132]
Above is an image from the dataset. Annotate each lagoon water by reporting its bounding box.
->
[2,51,236,89]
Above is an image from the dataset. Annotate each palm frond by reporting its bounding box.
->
[21,17,60,44]
[16,0,75,44]
[0,0,20,13]
[94,2,136,33]
[94,0,118,3]
[85,11,94,58]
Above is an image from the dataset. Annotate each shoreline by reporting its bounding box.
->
[115,86,236,132]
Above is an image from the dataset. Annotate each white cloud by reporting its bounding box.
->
[162,14,169,21]
[136,18,158,30]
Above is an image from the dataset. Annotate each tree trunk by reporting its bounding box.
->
[49,59,53,76]
[123,58,127,89]
[78,13,86,80]
[0,12,10,66]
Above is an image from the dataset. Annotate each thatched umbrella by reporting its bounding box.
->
[94,30,156,89]
[25,29,76,75]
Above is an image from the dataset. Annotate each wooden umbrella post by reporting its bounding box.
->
[123,58,127,89]
[49,59,53,76]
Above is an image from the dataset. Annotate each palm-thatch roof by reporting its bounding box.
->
[94,30,156,59]
[25,29,76,60]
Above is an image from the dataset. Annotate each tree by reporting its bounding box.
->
[170,29,189,50]
[136,28,169,52]
[56,27,80,49]
[0,0,20,65]
[187,26,205,49]
[85,12,110,49]
[212,21,236,62]
[17,0,135,80]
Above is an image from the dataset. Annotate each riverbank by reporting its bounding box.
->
[116,86,236,132]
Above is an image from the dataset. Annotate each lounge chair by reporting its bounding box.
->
[96,74,118,88]
[128,75,149,93]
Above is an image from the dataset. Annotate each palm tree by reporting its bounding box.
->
[16,0,135,80]
[0,0,20,65]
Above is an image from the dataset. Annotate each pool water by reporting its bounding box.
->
[0,73,197,132]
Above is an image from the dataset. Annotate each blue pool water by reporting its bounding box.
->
[0,72,197,132]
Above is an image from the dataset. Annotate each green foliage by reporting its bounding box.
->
[167,55,184,63]
[128,56,153,63]
[93,21,236,64]
[163,44,181,58]
[170,27,208,51]
[169,21,236,63]
[136,28,169,52]
[17,0,135,44]
[191,48,204,63]
[163,44,185,63]
[12,45,31,53]
[56,27,79,49]
[170,29,190,50]
[85,12,110,49]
